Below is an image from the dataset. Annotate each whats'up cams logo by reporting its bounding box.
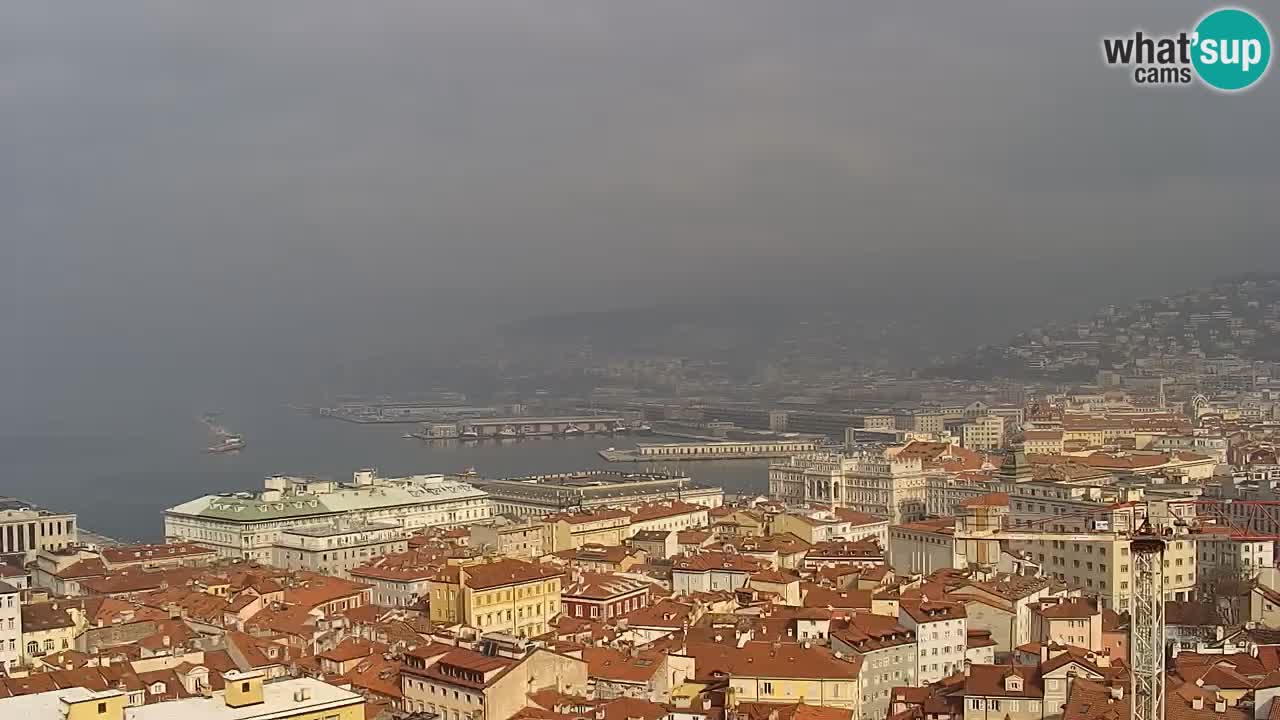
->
[1102,7,1271,91]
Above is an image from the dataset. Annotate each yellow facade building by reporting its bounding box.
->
[460,559,563,638]
[540,509,632,553]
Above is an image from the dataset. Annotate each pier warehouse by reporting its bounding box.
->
[164,470,489,561]
[467,470,723,517]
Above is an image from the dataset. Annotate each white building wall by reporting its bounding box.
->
[899,615,967,685]
[0,585,20,672]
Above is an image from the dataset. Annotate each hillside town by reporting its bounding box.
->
[4,368,1280,720]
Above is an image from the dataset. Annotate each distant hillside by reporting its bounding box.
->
[925,273,1280,380]
[498,298,1032,372]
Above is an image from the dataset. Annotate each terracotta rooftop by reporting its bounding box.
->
[628,500,707,523]
[673,552,766,573]
[100,542,215,564]
[582,646,664,683]
[563,571,651,600]
[735,702,854,720]
[1034,598,1100,619]
[959,492,1009,508]
[964,663,1043,699]
[684,640,862,682]
[463,559,563,590]
[831,612,914,651]
[899,598,966,623]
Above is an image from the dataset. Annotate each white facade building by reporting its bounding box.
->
[165,470,489,562]
[769,451,927,523]
[898,601,967,685]
[1198,534,1274,576]
[0,498,78,561]
[961,415,1005,452]
[0,581,20,672]
[271,521,410,577]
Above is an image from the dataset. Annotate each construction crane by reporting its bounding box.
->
[952,496,1280,720]
[1130,520,1167,720]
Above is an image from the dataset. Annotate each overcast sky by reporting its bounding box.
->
[4,1,1280,407]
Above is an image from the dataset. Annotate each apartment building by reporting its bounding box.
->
[348,554,453,609]
[540,509,631,553]
[899,600,967,685]
[926,475,1003,518]
[165,471,490,561]
[962,416,1006,452]
[628,501,709,534]
[1022,430,1064,456]
[470,518,544,559]
[459,559,563,638]
[1197,531,1274,575]
[0,581,19,671]
[562,571,652,620]
[401,645,588,720]
[20,599,86,660]
[770,509,889,548]
[1029,597,1102,649]
[685,640,862,710]
[831,613,917,720]
[961,665,1045,720]
[1012,531,1198,610]
[671,553,763,594]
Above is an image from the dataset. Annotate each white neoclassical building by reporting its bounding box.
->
[165,470,489,562]
[769,451,927,523]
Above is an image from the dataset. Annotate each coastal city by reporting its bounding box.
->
[4,277,1280,720]
[7,3,1279,720]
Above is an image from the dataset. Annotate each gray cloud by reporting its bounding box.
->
[3,0,1278,404]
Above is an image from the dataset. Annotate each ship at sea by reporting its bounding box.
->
[201,413,246,454]
[205,435,246,453]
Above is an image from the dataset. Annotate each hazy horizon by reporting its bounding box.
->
[5,1,1280,421]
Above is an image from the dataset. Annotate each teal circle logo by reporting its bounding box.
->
[1192,8,1271,91]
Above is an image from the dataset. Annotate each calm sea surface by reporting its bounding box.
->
[0,402,768,541]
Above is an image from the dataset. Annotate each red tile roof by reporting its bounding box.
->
[627,500,707,523]
[685,640,862,682]
[963,664,1043,698]
[462,559,563,590]
[582,646,663,684]
[101,542,216,564]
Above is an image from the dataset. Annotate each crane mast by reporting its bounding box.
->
[1130,530,1166,720]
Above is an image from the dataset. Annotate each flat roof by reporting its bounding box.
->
[166,477,487,522]
[478,470,690,486]
[0,679,361,720]
[0,497,74,518]
[281,521,403,537]
[129,677,361,720]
